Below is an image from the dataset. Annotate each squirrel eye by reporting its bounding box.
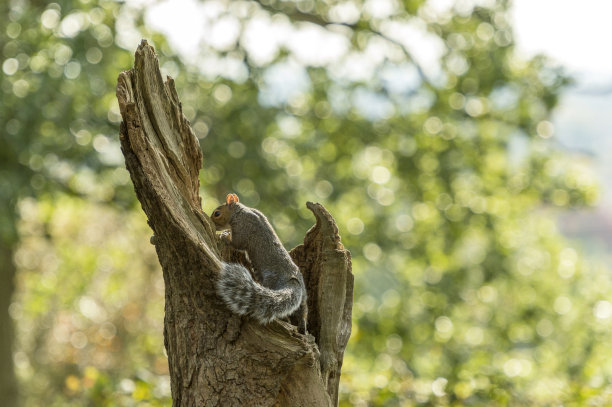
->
[213,210,220,217]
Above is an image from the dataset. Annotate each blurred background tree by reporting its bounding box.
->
[3,0,612,406]
[1,1,136,405]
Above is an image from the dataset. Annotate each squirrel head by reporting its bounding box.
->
[211,193,239,230]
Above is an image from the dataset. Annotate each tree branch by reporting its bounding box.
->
[250,0,434,87]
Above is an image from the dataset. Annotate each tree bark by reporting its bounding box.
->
[0,242,18,407]
[116,40,353,406]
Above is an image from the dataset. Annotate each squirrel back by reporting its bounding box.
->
[211,193,307,332]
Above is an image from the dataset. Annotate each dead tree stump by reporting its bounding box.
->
[116,40,353,407]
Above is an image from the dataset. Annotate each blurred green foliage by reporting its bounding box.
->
[4,0,612,406]
[15,196,169,406]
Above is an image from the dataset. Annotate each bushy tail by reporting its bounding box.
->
[216,263,303,324]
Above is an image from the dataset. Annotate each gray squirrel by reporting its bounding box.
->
[211,193,307,334]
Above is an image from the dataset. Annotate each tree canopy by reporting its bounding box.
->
[4,0,612,406]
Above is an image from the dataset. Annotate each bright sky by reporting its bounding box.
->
[142,0,612,79]
[512,0,612,76]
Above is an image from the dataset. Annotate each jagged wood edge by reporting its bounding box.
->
[290,202,354,405]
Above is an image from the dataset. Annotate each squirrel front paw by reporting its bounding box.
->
[220,230,232,245]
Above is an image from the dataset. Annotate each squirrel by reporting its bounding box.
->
[211,193,307,334]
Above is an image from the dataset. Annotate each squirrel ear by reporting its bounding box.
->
[226,193,239,205]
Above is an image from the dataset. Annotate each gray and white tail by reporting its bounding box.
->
[216,263,303,324]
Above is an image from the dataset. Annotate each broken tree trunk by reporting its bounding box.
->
[116,40,353,406]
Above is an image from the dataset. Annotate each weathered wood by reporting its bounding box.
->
[290,203,354,406]
[116,40,352,406]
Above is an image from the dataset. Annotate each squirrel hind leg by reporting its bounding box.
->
[290,298,308,335]
[297,316,307,335]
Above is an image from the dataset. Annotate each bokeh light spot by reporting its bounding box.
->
[227,141,246,158]
[594,300,612,320]
[2,58,19,75]
[432,377,448,397]
[536,120,554,138]
[371,166,391,184]
[41,9,61,29]
[347,217,364,235]
[314,180,333,199]
[363,242,382,261]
